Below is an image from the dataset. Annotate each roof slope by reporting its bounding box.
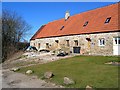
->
[31,2,119,40]
[30,25,46,40]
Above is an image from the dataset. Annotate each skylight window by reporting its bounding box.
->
[60,26,64,30]
[105,17,111,23]
[83,21,88,27]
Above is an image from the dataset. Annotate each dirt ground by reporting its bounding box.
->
[2,51,74,88]
[2,69,63,88]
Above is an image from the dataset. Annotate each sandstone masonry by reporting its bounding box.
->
[30,32,120,56]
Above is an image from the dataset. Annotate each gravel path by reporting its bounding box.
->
[1,52,73,88]
[2,69,62,88]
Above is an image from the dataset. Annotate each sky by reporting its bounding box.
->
[2,2,117,42]
[2,0,120,2]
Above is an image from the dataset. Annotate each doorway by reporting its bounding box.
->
[113,37,120,55]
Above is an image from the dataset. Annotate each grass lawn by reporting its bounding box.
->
[18,55,119,88]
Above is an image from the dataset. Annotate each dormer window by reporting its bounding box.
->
[60,26,64,30]
[105,17,111,24]
[83,21,88,27]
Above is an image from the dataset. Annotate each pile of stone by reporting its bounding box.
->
[26,70,33,74]
[23,52,40,58]
[105,61,120,66]
[63,77,75,85]
[44,72,54,79]
[86,85,93,90]
[10,67,20,72]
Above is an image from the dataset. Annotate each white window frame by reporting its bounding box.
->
[113,37,120,45]
[98,38,105,46]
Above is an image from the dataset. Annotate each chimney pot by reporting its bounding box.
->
[65,11,70,20]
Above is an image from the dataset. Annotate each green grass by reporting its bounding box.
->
[18,55,119,88]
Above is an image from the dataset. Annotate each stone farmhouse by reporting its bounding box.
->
[30,2,120,56]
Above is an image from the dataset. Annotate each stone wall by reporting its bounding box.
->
[30,32,119,56]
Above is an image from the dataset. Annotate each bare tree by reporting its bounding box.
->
[2,9,32,61]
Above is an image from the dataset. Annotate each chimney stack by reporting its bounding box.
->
[65,11,70,21]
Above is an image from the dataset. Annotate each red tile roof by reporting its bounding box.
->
[31,2,120,40]
[30,25,46,40]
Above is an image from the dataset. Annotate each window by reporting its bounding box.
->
[114,37,120,45]
[34,43,35,46]
[119,38,120,44]
[66,40,69,47]
[55,40,59,47]
[74,40,78,46]
[98,38,105,46]
[115,38,117,44]
[86,38,91,41]
[55,40,59,43]
[38,43,40,48]
[83,21,88,27]
[46,43,49,48]
[60,26,64,30]
[105,17,111,23]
